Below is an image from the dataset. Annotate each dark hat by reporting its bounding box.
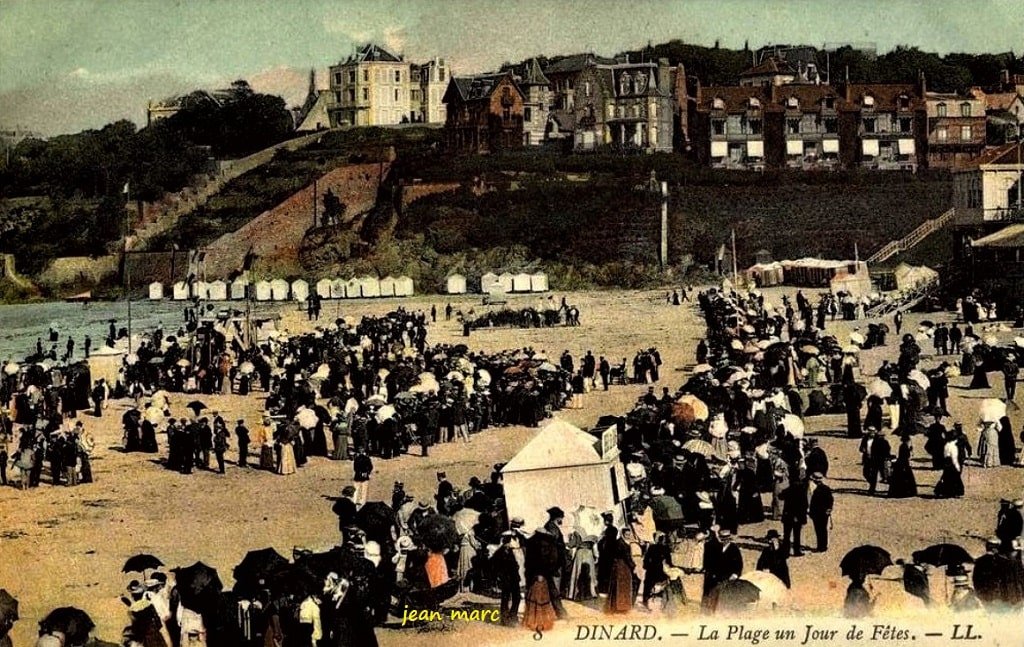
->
[810,472,824,481]
[341,485,356,496]
[468,476,482,487]
[436,471,446,478]
[510,517,525,527]
[546,506,565,519]
[237,419,245,424]
[765,529,780,540]
[719,529,733,539]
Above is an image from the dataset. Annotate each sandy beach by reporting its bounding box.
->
[2,288,1023,646]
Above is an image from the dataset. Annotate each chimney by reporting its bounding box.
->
[918,69,926,96]
[658,58,671,94]
[1002,68,1011,88]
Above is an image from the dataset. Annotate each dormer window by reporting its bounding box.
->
[960,102,972,117]
[863,95,875,108]
[712,97,725,110]
[824,96,836,109]
[748,97,761,109]
[936,103,947,117]
[898,95,910,110]
[787,96,799,109]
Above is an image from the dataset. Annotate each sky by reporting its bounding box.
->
[2,0,1023,136]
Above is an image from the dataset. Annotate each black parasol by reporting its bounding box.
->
[232,548,289,595]
[840,545,893,581]
[172,562,223,612]
[39,607,94,644]
[122,553,164,573]
[185,400,208,415]
[417,514,458,552]
[0,588,18,636]
[708,579,761,613]
[912,544,974,567]
[355,501,397,546]
[266,564,321,598]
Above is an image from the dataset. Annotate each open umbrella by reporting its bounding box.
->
[979,398,1007,423]
[356,501,397,545]
[919,320,935,329]
[295,408,319,430]
[452,507,481,536]
[417,514,458,552]
[238,361,255,375]
[233,548,289,595]
[906,370,930,391]
[708,579,760,613]
[572,505,605,539]
[537,362,559,373]
[2,362,18,376]
[849,332,865,346]
[365,394,387,407]
[730,339,744,351]
[375,404,397,423]
[868,380,893,399]
[176,359,191,368]
[780,413,805,438]
[39,607,94,645]
[0,589,18,634]
[172,562,223,612]
[122,554,164,573]
[912,543,974,568]
[673,394,709,424]
[841,545,893,581]
[741,570,789,608]
[267,564,320,598]
[185,400,208,416]
[682,438,715,458]
[692,364,714,374]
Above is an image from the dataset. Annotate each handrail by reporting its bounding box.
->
[866,208,955,264]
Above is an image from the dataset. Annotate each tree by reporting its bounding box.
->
[321,188,346,226]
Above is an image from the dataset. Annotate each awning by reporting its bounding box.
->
[747,139,764,158]
[862,139,879,157]
[822,139,840,153]
[711,141,728,158]
[786,139,803,155]
[898,138,916,155]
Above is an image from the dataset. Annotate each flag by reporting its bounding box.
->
[122,181,130,195]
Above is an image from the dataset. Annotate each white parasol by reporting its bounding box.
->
[849,332,865,346]
[742,570,790,608]
[238,361,255,375]
[3,362,19,376]
[907,370,931,390]
[295,408,319,430]
[979,398,1006,424]
[780,413,805,438]
[868,379,893,399]
[375,404,397,423]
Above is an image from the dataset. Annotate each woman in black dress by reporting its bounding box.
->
[864,395,884,432]
[997,416,1017,466]
[934,436,965,499]
[888,435,917,498]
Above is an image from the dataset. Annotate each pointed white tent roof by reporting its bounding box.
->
[503,418,603,473]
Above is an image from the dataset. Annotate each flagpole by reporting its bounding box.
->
[731,228,738,284]
[124,181,133,353]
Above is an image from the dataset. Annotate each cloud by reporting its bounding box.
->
[245,65,314,108]
[68,67,90,79]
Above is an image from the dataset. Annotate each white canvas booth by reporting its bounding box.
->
[254,280,272,301]
[378,276,397,297]
[344,278,360,299]
[512,272,532,292]
[291,279,309,302]
[894,263,938,292]
[269,279,290,301]
[498,273,515,293]
[206,280,227,300]
[333,279,348,299]
[316,279,333,299]
[481,272,501,294]
[529,273,548,292]
[395,276,414,297]
[359,276,381,298]
[447,274,467,295]
[172,281,190,301]
[193,281,209,300]
[502,418,627,532]
[148,282,163,300]
[230,278,249,300]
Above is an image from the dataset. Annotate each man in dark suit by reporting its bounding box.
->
[716,529,744,582]
[332,485,358,545]
[755,529,791,587]
[808,472,834,553]
[526,506,569,619]
[780,479,809,557]
[996,499,1024,552]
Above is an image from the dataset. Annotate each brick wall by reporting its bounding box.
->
[204,161,388,279]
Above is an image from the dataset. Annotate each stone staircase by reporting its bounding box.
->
[129,130,328,252]
[866,208,956,264]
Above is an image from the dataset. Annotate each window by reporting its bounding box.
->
[898,96,910,110]
[824,117,838,134]
[960,102,972,117]
[936,127,948,141]
[395,70,402,83]
[502,107,511,121]
[824,97,836,109]
[334,72,342,86]
[712,97,725,110]
[335,91,342,103]
[863,95,875,108]
[348,71,355,84]
[750,119,763,135]
[394,89,400,102]
[899,117,912,133]
[863,117,876,133]
[362,88,368,101]
[787,96,799,109]
[347,89,355,102]
[960,125,972,140]
[524,107,532,122]
[363,69,369,82]
[936,103,947,117]
[787,118,800,134]
[749,97,761,109]
[712,119,725,135]
[585,82,591,97]
[439,68,445,82]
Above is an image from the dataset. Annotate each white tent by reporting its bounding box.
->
[498,273,515,293]
[395,276,414,297]
[481,272,500,293]
[502,418,628,532]
[894,263,939,292]
[207,280,228,301]
[230,278,249,300]
[291,279,310,302]
[316,279,333,299]
[447,274,467,295]
[360,276,381,298]
[269,279,290,301]
[331,279,347,299]
[830,272,873,298]
[254,280,272,301]
[345,278,361,299]
[529,273,548,292]
[148,282,163,300]
[378,276,397,297]
[512,272,532,292]
[172,281,189,301]
[193,281,210,300]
